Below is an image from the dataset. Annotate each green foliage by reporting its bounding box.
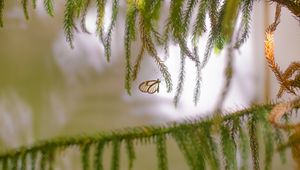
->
[156,135,168,170]
[257,108,275,170]
[125,140,135,170]
[20,152,27,170]
[44,0,54,17]
[0,0,256,104]
[248,113,260,170]
[1,1,299,170]
[32,0,37,9]
[111,140,121,170]
[80,0,91,34]
[0,0,4,27]
[236,117,249,170]
[174,51,186,106]
[124,0,137,95]
[0,102,296,169]
[220,122,237,170]
[30,150,37,170]
[235,0,253,48]
[64,0,76,48]
[221,0,241,42]
[193,47,202,105]
[103,0,119,62]
[94,141,105,170]
[21,0,29,20]
[82,143,92,170]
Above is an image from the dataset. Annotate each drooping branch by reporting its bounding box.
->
[0,100,299,169]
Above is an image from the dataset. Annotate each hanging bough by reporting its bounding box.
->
[264,4,300,97]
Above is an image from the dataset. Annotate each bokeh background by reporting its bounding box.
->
[0,0,299,169]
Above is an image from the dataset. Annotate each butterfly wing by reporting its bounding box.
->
[147,82,159,94]
[138,81,151,93]
[138,79,160,94]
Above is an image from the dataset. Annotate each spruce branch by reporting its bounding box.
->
[270,0,300,19]
[193,44,202,106]
[0,0,4,27]
[103,0,119,62]
[156,135,168,170]
[215,44,234,112]
[0,101,298,169]
[80,0,91,34]
[234,0,253,48]
[64,0,76,48]
[0,0,278,103]
[44,0,54,17]
[236,117,249,170]
[124,0,137,95]
[81,143,91,170]
[192,0,208,42]
[32,0,37,9]
[174,51,186,107]
[248,113,260,170]
[265,4,300,97]
[125,140,135,170]
[21,0,29,20]
[94,141,105,170]
[140,17,172,93]
[111,140,121,170]
[220,122,238,170]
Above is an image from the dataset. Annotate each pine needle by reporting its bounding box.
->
[2,157,8,170]
[248,115,260,170]
[64,0,76,48]
[40,150,47,170]
[103,0,119,62]
[172,131,198,169]
[201,0,220,69]
[124,1,137,95]
[234,0,253,48]
[0,0,4,27]
[111,140,121,170]
[215,45,234,111]
[11,154,19,170]
[44,0,54,17]
[258,108,275,170]
[192,0,208,42]
[30,151,37,170]
[236,118,249,170]
[132,43,145,81]
[221,122,238,170]
[32,0,37,9]
[81,143,91,170]
[221,0,241,41]
[125,140,136,170]
[274,129,287,164]
[80,0,91,34]
[21,0,29,20]
[20,153,27,170]
[94,141,105,170]
[193,45,202,105]
[174,51,186,107]
[156,135,168,170]
[140,17,172,93]
[96,0,105,33]
[200,122,220,170]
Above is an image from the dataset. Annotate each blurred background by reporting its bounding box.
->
[0,0,299,169]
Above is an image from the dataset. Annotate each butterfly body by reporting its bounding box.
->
[138,79,160,94]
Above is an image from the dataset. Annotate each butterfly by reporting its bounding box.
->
[138,79,161,94]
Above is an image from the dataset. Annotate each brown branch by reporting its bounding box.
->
[269,0,300,19]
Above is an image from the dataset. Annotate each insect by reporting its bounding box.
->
[138,79,161,94]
